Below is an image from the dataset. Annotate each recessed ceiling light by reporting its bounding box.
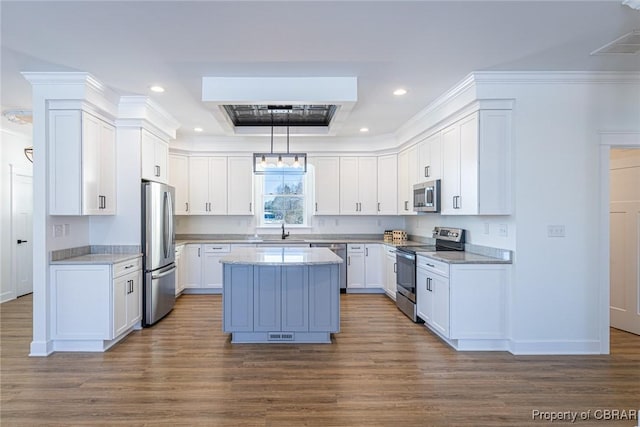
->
[360,127,369,133]
[194,127,203,132]
[393,88,407,96]
[150,85,165,93]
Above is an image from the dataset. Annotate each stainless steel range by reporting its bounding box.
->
[395,226,465,322]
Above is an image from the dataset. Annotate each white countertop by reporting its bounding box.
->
[219,247,343,266]
[50,253,142,265]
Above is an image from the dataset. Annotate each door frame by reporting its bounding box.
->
[598,132,640,354]
[10,164,33,300]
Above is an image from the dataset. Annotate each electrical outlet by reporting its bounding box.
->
[547,225,565,238]
[498,224,508,237]
[52,224,63,237]
[63,224,70,236]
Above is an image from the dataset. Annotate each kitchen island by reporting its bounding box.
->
[220,247,343,343]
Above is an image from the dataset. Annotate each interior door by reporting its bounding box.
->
[610,148,640,335]
[12,170,33,297]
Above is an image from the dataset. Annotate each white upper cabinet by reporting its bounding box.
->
[188,157,227,215]
[339,157,377,215]
[441,110,511,215]
[168,154,189,215]
[310,157,340,215]
[397,145,418,215]
[227,157,254,215]
[49,110,116,215]
[418,132,442,181]
[377,154,398,215]
[141,130,169,184]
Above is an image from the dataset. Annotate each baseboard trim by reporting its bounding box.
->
[29,340,54,357]
[510,339,602,355]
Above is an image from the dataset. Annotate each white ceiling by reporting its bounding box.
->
[1,0,639,141]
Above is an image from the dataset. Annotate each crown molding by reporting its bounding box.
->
[117,96,180,140]
[22,72,119,118]
[395,71,640,146]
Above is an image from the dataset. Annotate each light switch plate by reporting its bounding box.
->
[498,224,508,237]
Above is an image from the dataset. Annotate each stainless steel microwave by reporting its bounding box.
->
[413,180,440,213]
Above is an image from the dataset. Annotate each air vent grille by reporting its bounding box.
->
[591,30,640,55]
[268,332,295,341]
[222,104,337,127]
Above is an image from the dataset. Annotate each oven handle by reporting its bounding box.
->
[396,251,416,261]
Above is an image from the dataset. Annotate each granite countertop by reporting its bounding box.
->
[50,253,142,265]
[220,247,343,266]
[416,251,511,264]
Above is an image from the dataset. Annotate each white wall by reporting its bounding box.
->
[488,79,639,353]
[0,127,33,302]
[406,215,515,249]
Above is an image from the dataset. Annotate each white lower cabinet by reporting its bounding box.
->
[383,245,397,299]
[416,255,509,351]
[346,244,383,292]
[416,259,450,337]
[50,257,142,352]
[183,244,233,293]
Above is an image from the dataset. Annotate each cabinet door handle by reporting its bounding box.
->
[425,166,429,178]
[404,201,408,211]
[198,247,201,257]
[124,264,135,269]
[393,263,397,273]
[426,263,435,268]
[377,202,381,212]
[365,247,368,257]
[347,256,351,266]
[155,165,161,177]
[315,202,318,212]
[185,202,189,212]
[249,202,252,212]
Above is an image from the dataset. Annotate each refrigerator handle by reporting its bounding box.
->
[167,190,174,251]
[163,191,169,259]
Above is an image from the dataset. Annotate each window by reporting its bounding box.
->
[261,174,306,226]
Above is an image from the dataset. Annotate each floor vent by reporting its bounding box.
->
[268,332,294,341]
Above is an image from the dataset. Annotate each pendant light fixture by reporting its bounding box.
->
[253,107,307,175]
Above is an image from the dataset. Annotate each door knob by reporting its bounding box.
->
[17,239,28,244]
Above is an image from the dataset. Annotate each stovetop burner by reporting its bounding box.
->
[397,226,465,254]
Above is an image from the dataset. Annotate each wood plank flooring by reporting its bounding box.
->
[1,294,639,426]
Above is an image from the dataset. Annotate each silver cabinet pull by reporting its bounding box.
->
[426,263,435,268]
[124,264,135,269]
[377,202,381,212]
[365,247,369,257]
[198,247,201,257]
[249,202,252,212]
[185,202,189,212]
[393,263,397,273]
[404,201,408,211]
[315,202,318,212]
[155,165,161,177]
[347,256,351,266]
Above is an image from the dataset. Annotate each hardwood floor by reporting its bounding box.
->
[1,294,639,426]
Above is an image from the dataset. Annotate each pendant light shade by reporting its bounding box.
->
[253,109,307,175]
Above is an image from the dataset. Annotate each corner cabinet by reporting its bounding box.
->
[441,110,512,215]
[397,145,418,215]
[49,257,142,352]
[309,157,340,215]
[141,129,169,184]
[168,154,189,215]
[49,110,116,215]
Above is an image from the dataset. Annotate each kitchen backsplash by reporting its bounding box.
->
[175,215,406,237]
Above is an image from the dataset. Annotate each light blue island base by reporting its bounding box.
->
[221,248,342,344]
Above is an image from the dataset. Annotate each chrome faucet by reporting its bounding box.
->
[281,223,290,240]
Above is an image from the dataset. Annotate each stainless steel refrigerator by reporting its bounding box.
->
[141,181,176,326]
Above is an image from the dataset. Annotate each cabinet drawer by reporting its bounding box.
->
[347,244,365,253]
[113,257,142,278]
[203,244,231,253]
[417,255,449,278]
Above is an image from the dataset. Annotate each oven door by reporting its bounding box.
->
[396,250,416,302]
